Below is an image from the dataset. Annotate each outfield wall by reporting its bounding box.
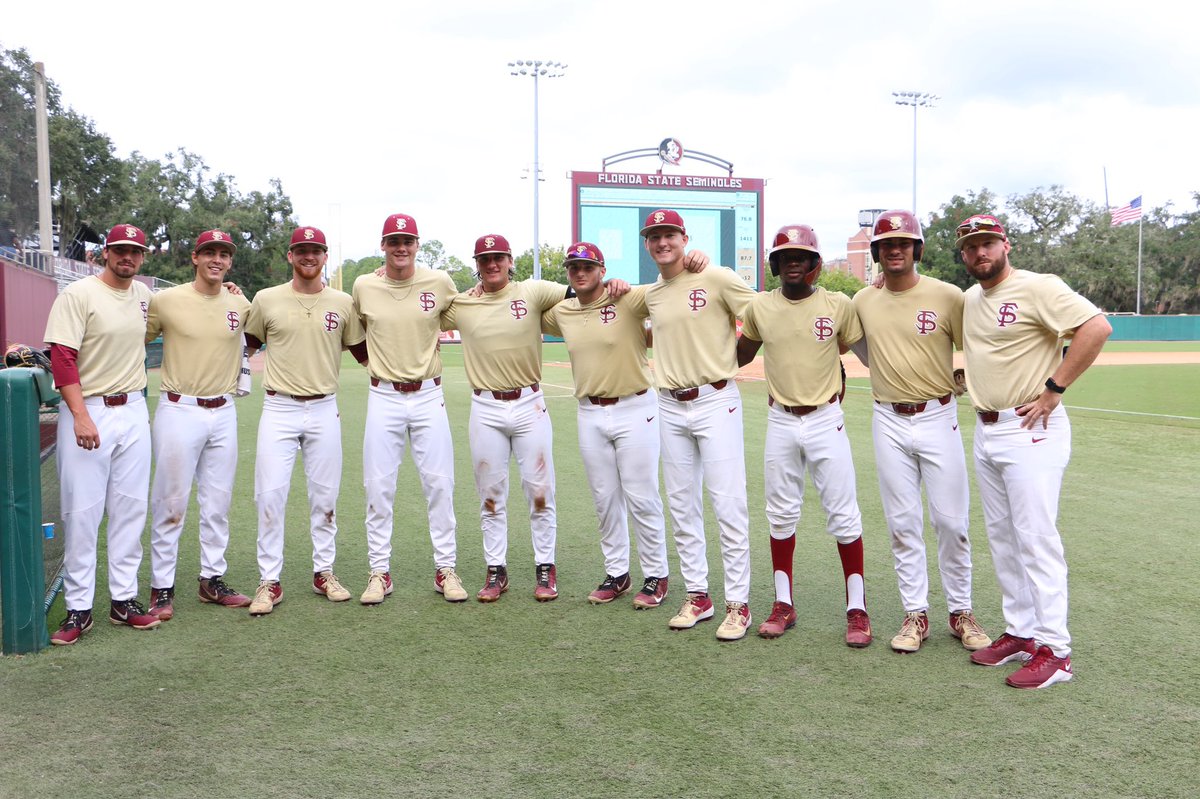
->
[1106,315,1199,341]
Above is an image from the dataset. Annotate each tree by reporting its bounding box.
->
[335,256,384,291]
[817,269,865,298]
[0,45,60,242]
[50,109,128,257]
[418,238,475,291]
[514,245,568,284]
[921,189,1005,289]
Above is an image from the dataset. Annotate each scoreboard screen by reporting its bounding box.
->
[570,171,765,289]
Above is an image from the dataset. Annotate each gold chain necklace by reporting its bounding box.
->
[292,288,321,317]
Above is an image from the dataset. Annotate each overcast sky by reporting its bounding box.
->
[8,0,1198,266]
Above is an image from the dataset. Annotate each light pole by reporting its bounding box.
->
[892,91,938,216]
[509,59,567,280]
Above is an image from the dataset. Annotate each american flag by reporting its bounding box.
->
[1110,196,1143,226]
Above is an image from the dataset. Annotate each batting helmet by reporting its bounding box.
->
[767,224,821,277]
[870,210,924,263]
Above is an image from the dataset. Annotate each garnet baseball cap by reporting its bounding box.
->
[105,224,150,251]
[640,209,686,237]
[193,229,236,253]
[381,214,419,240]
[564,241,605,266]
[289,226,328,251]
[473,234,512,258]
[955,214,1007,248]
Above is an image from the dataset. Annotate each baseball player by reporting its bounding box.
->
[642,209,757,641]
[44,223,161,644]
[144,230,253,621]
[541,242,672,608]
[852,211,991,654]
[440,234,572,602]
[243,226,367,616]
[737,224,873,647]
[957,214,1110,689]
[352,213,466,605]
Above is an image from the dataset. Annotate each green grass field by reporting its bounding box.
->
[2,344,1198,798]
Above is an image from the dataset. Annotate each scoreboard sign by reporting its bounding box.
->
[569,170,765,289]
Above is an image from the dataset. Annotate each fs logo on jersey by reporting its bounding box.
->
[915,310,938,335]
[813,316,834,341]
[226,311,241,331]
[510,299,528,320]
[688,288,707,311]
[599,305,617,324]
[324,311,340,332]
[997,302,1018,328]
[140,301,148,322]
[419,291,436,312]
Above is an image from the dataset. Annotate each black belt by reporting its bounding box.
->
[266,390,328,401]
[666,380,728,402]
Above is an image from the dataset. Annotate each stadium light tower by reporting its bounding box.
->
[509,59,567,280]
[892,91,938,217]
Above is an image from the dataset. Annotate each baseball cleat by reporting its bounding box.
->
[890,611,930,653]
[148,586,175,621]
[668,592,715,629]
[249,581,283,616]
[757,601,797,639]
[50,609,94,646]
[1005,645,1073,689]
[845,609,873,648]
[716,602,752,641]
[109,599,162,630]
[359,570,394,605]
[588,572,632,605]
[632,576,668,609]
[313,570,351,602]
[969,633,1037,666]
[198,576,251,608]
[949,611,992,651]
[435,567,469,602]
[534,563,558,602]
[477,565,509,603]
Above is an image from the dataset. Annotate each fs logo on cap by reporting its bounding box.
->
[564,241,604,266]
[289,226,328,250]
[954,214,1007,248]
[640,209,686,237]
[381,214,420,240]
[194,229,237,253]
[473,233,512,257]
[104,223,150,251]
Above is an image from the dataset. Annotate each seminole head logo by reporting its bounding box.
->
[787,228,800,241]
[303,229,315,240]
[653,212,665,224]
[396,218,407,230]
[887,216,904,230]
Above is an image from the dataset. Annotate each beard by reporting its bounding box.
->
[966,248,1008,283]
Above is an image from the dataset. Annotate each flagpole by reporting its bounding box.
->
[1136,215,1143,315]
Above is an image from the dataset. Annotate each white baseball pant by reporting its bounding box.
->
[363,380,457,572]
[57,394,151,609]
[469,387,556,566]
[659,382,751,604]
[576,389,669,579]
[254,393,342,581]
[149,395,238,588]
[872,397,973,614]
[973,404,1072,656]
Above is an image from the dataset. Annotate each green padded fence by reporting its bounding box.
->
[1,367,60,655]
